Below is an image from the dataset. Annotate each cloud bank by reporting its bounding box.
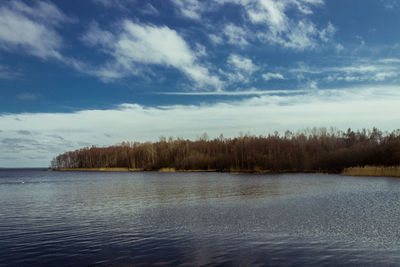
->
[1,86,400,167]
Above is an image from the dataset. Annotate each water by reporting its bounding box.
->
[1,169,400,266]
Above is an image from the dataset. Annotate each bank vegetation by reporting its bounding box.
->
[51,127,400,175]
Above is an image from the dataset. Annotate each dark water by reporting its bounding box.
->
[1,170,400,266]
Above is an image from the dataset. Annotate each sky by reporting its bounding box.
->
[1,0,400,167]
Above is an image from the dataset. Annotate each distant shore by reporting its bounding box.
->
[52,166,400,177]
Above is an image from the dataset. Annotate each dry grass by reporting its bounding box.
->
[55,167,217,173]
[56,168,143,172]
[180,169,218,172]
[342,166,400,177]
[158,168,176,172]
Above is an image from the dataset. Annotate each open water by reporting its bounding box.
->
[1,169,400,266]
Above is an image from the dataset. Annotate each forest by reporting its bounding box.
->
[51,127,400,173]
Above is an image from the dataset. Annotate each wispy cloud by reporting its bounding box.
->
[141,3,159,16]
[379,58,400,64]
[0,0,73,60]
[289,59,400,84]
[262,72,285,81]
[16,93,37,101]
[0,64,20,79]
[159,89,305,95]
[326,71,398,83]
[208,34,223,45]
[9,0,74,26]
[380,0,399,9]
[91,0,135,11]
[172,0,334,50]
[335,43,344,52]
[222,24,250,47]
[171,0,210,20]
[227,54,258,73]
[327,63,399,82]
[224,54,258,83]
[319,22,336,42]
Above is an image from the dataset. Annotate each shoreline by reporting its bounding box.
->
[52,167,322,175]
[51,166,400,178]
[53,168,271,173]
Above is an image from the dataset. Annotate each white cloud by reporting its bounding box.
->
[223,0,330,49]
[0,1,72,60]
[16,93,37,101]
[280,19,318,49]
[141,3,159,16]
[256,18,334,50]
[308,80,318,90]
[61,56,127,82]
[328,71,398,82]
[81,22,115,48]
[0,1,101,79]
[223,24,250,47]
[2,85,400,167]
[208,33,223,45]
[171,0,205,20]
[319,22,336,42]
[194,43,207,57]
[381,0,399,9]
[355,35,365,46]
[289,62,323,74]
[327,64,399,82]
[335,43,344,52]
[379,58,400,64]
[244,0,288,32]
[9,0,74,26]
[227,54,258,73]
[82,20,223,89]
[159,89,305,95]
[91,0,135,11]
[331,65,381,73]
[262,72,285,81]
[291,63,385,75]
[171,0,333,50]
[225,54,258,83]
[293,0,325,14]
[0,65,20,79]
[291,60,400,83]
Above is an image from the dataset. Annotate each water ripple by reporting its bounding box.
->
[1,170,400,266]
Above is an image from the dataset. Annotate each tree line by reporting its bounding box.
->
[51,127,400,173]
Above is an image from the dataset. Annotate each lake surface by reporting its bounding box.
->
[1,170,400,266]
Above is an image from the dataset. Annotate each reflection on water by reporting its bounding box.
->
[1,169,400,266]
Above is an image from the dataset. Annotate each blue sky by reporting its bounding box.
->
[1,0,400,167]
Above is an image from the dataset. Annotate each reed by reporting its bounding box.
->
[342,166,400,177]
[55,168,140,172]
[158,168,176,172]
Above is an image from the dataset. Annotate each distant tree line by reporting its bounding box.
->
[51,127,400,173]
